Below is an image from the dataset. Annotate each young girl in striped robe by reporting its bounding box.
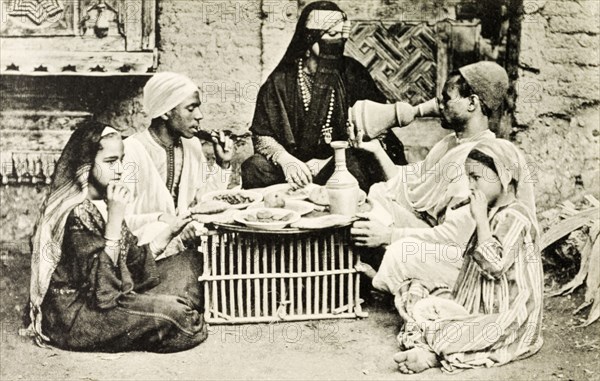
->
[394,139,543,374]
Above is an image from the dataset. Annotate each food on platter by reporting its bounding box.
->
[201,190,262,209]
[285,186,310,198]
[234,208,301,230]
[190,200,230,215]
[248,200,314,216]
[308,186,329,206]
[248,209,295,222]
[263,191,286,208]
[214,193,255,205]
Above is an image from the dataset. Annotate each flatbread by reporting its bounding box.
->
[308,186,329,206]
[192,209,237,224]
[190,200,230,215]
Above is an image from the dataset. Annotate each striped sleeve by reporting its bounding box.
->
[471,209,528,279]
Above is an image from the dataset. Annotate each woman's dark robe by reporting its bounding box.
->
[41,199,207,353]
[242,56,407,191]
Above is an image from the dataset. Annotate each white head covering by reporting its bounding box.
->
[143,72,199,119]
[101,126,119,136]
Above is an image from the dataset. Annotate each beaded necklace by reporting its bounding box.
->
[322,90,334,144]
[297,58,312,112]
[297,59,335,144]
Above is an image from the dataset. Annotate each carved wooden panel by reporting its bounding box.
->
[346,21,442,105]
[0,0,76,36]
[0,0,157,74]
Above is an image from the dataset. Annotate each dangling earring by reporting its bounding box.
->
[305,49,311,58]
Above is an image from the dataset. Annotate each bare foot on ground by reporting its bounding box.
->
[393,347,439,374]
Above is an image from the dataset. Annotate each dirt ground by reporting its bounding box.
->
[1,247,599,381]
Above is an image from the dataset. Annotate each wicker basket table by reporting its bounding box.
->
[198,222,367,324]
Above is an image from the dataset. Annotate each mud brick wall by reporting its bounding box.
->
[513,0,599,208]
[157,0,262,135]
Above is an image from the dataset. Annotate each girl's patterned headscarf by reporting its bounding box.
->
[27,120,119,344]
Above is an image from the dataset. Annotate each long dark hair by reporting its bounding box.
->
[48,120,112,195]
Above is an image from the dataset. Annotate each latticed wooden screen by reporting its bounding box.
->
[346,21,441,105]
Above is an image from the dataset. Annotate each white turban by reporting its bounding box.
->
[143,72,199,119]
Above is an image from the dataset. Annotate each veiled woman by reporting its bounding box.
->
[241,1,406,191]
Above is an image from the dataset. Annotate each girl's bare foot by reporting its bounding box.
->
[354,260,376,279]
[393,348,439,374]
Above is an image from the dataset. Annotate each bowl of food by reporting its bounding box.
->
[201,190,262,209]
[234,208,301,230]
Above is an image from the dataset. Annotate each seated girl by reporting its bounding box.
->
[25,121,208,352]
[359,139,543,373]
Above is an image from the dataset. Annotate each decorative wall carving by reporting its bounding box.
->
[80,0,121,38]
[8,0,64,25]
[0,0,157,74]
[346,21,443,105]
[346,20,481,105]
[1,0,75,36]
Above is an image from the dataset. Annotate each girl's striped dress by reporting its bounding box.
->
[399,200,544,372]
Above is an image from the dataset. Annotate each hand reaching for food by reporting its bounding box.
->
[276,152,312,189]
